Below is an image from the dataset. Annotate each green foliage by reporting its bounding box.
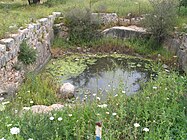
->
[14,73,59,106]
[64,8,101,44]
[142,0,178,44]
[0,70,186,139]
[18,41,37,65]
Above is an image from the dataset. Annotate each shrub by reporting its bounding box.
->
[142,0,178,45]
[18,41,37,65]
[64,8,101,44]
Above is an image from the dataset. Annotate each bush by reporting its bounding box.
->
[18,41,37,65]
[64,8,101,44]
[142,0,178,44]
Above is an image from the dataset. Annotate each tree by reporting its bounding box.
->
[142,0,178,45]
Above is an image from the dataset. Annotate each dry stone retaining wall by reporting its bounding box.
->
[165,33,187,73]
[0,12,61,96]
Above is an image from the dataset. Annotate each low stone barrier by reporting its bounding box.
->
[165,33,187,73]
[0,12,61,97]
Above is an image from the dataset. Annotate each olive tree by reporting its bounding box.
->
[143,0,178,45]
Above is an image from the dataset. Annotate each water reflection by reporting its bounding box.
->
[63,57,153,98]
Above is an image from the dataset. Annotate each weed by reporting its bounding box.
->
[18,41,36,65]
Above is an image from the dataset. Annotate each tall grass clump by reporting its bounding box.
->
[18,41,37,65]
[12,73,59,107]
[64,8,101,44]
[142,0,178,45]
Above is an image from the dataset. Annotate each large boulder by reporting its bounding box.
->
[59,83,75,98]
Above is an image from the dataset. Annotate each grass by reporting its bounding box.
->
[0,0,152,39]
[52,37,175,63]
[0,0,186,38]
[0,68,186,139]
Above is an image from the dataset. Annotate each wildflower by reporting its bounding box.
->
[106,112,110,114]
[30,100,34,104]
[134,123,140,128]
[28,138,34,140]
[10,127,20,135]
[7,124,12,127]
[96,113,100,116]
[58,117,63,121]
[93,94,96,97]
[23,107,31,110]
[2,101,10,105]
[152,86,158,90]
[134,2,138,4]
[143,127,149,132]
[68,114,72,117]
[0,137,6,140]
[114,94,118,97]
[112,112,117,116]
[49,116,54,121]
[98,104,107,108]
[122,91,126,94]
[96,97,101,101]
[15,110,18,114]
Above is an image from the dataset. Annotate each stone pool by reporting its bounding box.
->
[44,54,156,101]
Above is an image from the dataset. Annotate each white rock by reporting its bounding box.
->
[59,83,75,98]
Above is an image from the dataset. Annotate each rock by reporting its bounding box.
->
[0,97,4,102]
[24,104,64,114]
[59,83,75,98]
[0,88,8,96]
[31,105,50,114]
[102,26,149,39]
[49,104,64,111]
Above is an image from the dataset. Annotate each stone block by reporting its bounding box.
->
[0,44,6,53]
[52,12,62,18]
[0,38,14,51]
[0,56,6,67]
[39,18,48,26]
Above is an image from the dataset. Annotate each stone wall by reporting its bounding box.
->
[165,33,187,73]
[0,12,61,97]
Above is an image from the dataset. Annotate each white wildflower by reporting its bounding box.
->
[98,104,107,108]
[122,91,126,94]
[23,107,31,111]
[114,94,118,97]
[7,124,12,127]
[0,137,6,140]
[96,97,101,101]
[106,112,110,114]
[152,86,158,90]
[134,123,140,128]
[30,101,34,104]
[10,127,20,135]
[93,94,96,97]
[49,116,54,121]
[143,127,149,132]
[112,112,117,116]
[28,138,34,140]
[2,101,10,105]
[68,114,72,117]
[58,117,63,121]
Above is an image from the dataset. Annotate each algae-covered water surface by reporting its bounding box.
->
[44,54,156,100]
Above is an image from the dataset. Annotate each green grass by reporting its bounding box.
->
[0,0,150,39]
[0,0,186,38]
[0,68,186,139]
